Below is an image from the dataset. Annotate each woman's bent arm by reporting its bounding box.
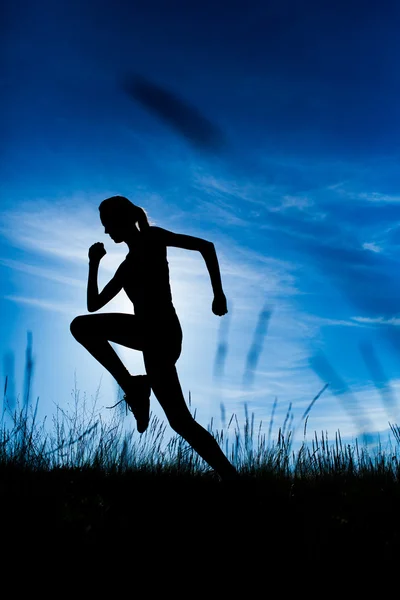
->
[87,261,124,312]
[151,226,226,300]
[87,261,100,312]
[200,242,224,296]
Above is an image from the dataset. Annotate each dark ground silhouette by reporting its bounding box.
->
[2,464,399,574]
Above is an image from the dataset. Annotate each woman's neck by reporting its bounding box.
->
[125,229,142,252]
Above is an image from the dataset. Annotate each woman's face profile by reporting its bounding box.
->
[100,212,127,243]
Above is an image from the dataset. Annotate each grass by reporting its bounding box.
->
[3,377,400,481]
[1,346,400,569]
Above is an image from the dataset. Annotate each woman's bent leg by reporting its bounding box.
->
[70,313,144,393]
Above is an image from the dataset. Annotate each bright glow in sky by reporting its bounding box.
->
[2,0,400,450]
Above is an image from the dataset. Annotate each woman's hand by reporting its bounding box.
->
[212,292,228,316]
[88,242,107,263]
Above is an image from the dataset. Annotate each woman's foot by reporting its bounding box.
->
[123,375,151,433]
[219,466,240,482]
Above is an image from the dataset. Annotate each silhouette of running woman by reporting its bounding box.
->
[70,195,238,480]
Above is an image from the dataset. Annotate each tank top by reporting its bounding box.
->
[120,227,176,322]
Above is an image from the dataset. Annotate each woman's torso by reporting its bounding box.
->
[119,227,177,323]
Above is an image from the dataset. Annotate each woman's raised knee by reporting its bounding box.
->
[70,315,89,339]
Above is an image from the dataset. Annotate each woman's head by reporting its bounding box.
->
[99,196,150,243]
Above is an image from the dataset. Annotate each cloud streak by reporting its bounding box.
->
[4,295,79,316]
[0,258,86,288]
[242,304,273,388]
[359,341,399,423]
[122,74,227,153]
[309,351,375,444]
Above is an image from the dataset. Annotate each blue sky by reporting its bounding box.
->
[2,0,400,450]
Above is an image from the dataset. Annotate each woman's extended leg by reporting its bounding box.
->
[70,313,145,393]
[144,356,238,480]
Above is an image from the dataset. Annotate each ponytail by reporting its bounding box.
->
[133,205,150,232]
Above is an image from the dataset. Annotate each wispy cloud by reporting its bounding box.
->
[362,242,382,253]
[193,171,318,217]
[352,316,400,326]
[0,258,86,288]
[269,195,313,212]
[0,200,100,263]
[327,182,400,206]
[347,191,400,204]
[190,199,252,228]
[304,315,371,328]
[4,295,79,316]
[192,173,272,205]
[0,200,129,275]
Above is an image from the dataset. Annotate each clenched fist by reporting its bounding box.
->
[212,292,228,316]
[88,242,107,263]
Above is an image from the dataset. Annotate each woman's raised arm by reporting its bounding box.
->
[87,243,124,312]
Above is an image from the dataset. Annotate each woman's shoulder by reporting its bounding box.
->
[146,225,169,245]
[148,225,167,237]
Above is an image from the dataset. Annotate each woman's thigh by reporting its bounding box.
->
[70,313,145,351]
[142,316,183,368]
